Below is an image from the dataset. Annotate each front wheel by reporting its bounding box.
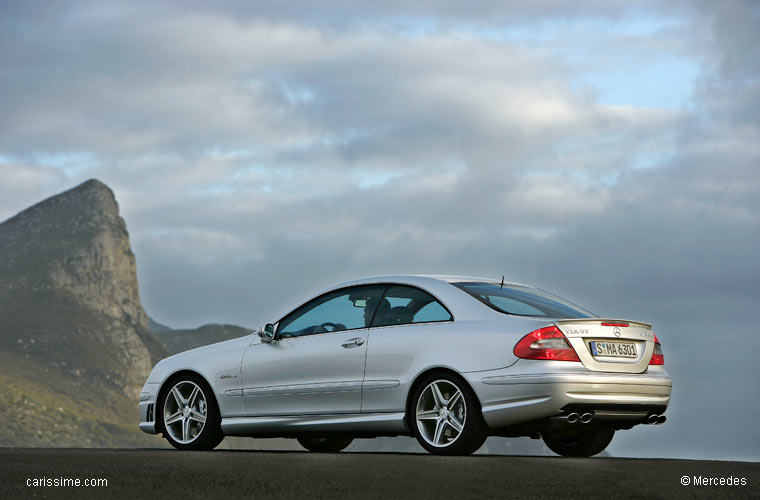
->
[411,373,487,455]
[297,436,353,452]
[159,374,224,450]
[541,428,615,457]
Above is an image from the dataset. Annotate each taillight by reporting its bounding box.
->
[514,325,580,362]
[649,333,664,365]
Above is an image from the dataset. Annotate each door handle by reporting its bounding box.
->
[341,337,365,348]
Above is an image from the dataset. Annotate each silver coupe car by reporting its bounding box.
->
[138,275,671,456]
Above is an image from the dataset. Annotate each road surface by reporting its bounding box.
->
[2,448,758,499]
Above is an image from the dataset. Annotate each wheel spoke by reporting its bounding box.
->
[433,419,446,445]
[447,390,462,410]
[165,411,183,425]
[188,386,200,407]
[182,417,191,441]
[430,383,445,409]
[190,410,206,423]
[417,409,439,420]
[448,415,463,433]
[172,387,186,407]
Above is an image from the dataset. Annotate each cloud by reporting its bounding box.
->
[1,2,691,163]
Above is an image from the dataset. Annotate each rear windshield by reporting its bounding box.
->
[453,282,595,319]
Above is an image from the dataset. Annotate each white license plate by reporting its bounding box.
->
[590,341,637,358]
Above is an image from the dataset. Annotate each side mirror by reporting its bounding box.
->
[258,323,275,343]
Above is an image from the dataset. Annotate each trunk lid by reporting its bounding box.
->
[555,318,656,373]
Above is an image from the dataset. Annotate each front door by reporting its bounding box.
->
[241,284,386,416]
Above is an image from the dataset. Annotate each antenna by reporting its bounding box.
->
[500,275,504,290]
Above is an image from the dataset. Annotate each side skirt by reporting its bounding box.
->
[221,412,407,437]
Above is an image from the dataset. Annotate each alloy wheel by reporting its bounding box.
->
[163,380,208,444]
[415,379,467,448]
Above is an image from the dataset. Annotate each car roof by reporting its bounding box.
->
[339,274,531,288]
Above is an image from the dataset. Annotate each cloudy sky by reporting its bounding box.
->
[1,1,758,460]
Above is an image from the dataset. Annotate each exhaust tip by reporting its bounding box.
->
[567,412,579,424]
[657,415,667,425]
[647,414,659,425]
[580,412,593,424]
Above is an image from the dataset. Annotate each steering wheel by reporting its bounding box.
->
[320,322,346,332]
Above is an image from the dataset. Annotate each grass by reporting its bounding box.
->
[0,352,166,448]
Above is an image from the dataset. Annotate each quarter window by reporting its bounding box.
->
[370,285,452,327]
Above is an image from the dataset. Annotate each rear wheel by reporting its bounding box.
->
[541,428,614,457]
[159,374,224,450]
[411,373,487,456]
[297,436,353,452]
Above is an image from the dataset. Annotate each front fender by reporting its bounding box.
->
[144,335,254,418]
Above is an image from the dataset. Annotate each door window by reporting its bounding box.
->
[277,285,386,338]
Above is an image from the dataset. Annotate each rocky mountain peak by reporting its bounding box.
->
[0,178,147,329]
[1,178,118,234]
[0,180,164,402]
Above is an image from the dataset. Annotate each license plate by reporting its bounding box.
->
[590,341,637,358]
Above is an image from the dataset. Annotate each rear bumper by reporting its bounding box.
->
[464,362,672,429]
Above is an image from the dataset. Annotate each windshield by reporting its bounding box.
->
[453,282,595,319]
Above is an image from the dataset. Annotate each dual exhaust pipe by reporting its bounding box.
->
[646,413,667,425]
[565,412,593,424]
[559,411,667,425]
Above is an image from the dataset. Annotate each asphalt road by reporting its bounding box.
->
[2,448,758,499]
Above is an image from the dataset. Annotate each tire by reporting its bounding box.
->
[541,428,615,457]
[297,436,353,452]
[158,373,224,450]
[411,373,487,456]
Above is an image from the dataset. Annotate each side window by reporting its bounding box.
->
[277,285,386,338]
[371,285,452,328]
[414,301,451,322]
